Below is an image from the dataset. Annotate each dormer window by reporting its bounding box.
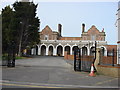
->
[44,35,49,40]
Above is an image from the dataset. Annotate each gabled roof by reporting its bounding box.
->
[87,25,100,33]
[42,25,52,32]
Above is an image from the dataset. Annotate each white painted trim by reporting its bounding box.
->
[53,48,57,56]
[64,44,71,48]
[46,47,48,55]
[71,44,78,49]
[40,44,47,47]
[71,44,79,55]
[63,47,65,56]
[81,46,89,55]
[48,44,54,48]
[40,44,47,56]
[48,44,54,56]
[56,44,64,56]
[56,44,64,49]
[38,46,41,55]
[64,44,72,55]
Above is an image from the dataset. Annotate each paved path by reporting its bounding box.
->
[2,56,119,89]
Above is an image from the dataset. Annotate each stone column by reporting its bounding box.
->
[81,48,82,55]
[104,50,107,56]
[38,46,41,55]
[46,47,48,55]
[34,48,36,55]
[62,47,65,56]
[70,47,72,55]
[88,48,90,55]
[31,48,34,55]
[53,48,57,56]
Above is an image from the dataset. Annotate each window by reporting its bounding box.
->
[44,35,49,40]
[91,35,96,41]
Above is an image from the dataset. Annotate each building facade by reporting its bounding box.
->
[31,23,108,56]
[116,1,120,65]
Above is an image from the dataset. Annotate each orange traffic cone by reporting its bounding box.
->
[89,64,95,77]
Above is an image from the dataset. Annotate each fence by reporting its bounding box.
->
[65,49,118,67]
[99,49,117,66]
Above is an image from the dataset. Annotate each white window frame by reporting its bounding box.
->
[91,35,96,41]
[44,35,49,40]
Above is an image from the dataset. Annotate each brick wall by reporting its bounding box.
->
[64,52,74,60]
[100,56,117,65]
[59,37,81,40]
[40,25,106,41]
[40,25,59,40]
[81,25,106,41]
[97,65,120,77]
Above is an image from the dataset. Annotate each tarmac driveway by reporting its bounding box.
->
[2,56,119,89]
[15,56,72,68]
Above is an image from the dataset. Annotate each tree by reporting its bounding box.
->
[2,1,40,56]
[12,1,40,56]
[2,6,15,54]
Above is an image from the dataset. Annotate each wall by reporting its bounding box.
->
[97,65,120,78]
[65,48,120,77]
[95,48,120,77]
[59,37,81,40]
[100,56,117,64]
[81,25,106,41]
[40,25,59,40]
[64,52,74,60]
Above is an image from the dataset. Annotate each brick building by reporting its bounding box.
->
[31,23,108,56]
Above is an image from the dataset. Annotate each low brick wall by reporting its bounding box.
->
[100,56,117,64]
[97,65,120,78]
[64,54,94,61]
[64,52,74,60]
[64,54,74,60]
[67,55,74,60]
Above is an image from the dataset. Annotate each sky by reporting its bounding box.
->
[0,0,119,45]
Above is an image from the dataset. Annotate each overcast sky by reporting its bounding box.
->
[0,0,119,45]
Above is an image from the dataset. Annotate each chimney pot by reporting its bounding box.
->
[58,24,62,36]
[82,23,85,33]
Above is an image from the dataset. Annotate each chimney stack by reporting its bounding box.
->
[58,24,62,36]
[82,23,85,33]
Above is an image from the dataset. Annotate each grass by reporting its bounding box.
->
[2,54,30,60]
[15,56,28,59]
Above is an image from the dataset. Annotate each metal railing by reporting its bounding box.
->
[99,49,118,66]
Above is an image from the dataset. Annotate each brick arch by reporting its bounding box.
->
[48,46,53,56]
[82,46,88,55]
[57,45,63,56]
[72,45,79,55]
[64,45,71,55]
[40,44,47,56]
[48,44,54,56]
